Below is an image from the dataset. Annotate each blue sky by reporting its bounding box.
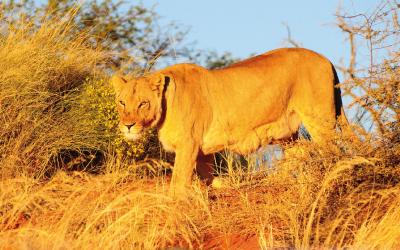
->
[141,0,385,123]
[144,0,380,67]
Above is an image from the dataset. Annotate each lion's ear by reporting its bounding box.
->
[151,73,170,94]
[110,75,127,92]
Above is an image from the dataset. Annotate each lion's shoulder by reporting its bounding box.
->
[158,63,212,87]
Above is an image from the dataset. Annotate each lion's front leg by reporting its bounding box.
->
[169,141,199,197]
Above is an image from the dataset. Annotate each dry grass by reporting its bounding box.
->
[0,10,107,178]
[1,133,399,249]
[1,6,400,250]
[0,170,208,249]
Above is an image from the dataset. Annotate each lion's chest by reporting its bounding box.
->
[158,127,178,152]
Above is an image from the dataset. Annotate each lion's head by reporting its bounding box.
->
[110,73,168,141]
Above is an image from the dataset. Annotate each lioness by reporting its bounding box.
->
[111,48,347,195]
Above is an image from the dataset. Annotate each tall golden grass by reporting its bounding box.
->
[1,4,400,250]
[0,11,106,178]
[1,133,399,249]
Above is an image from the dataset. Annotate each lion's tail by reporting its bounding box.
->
[332,64,349,127]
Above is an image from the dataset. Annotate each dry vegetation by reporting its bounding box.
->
[1,1,400,249]
[0,17,107,178]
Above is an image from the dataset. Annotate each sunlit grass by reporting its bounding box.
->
[0,9,107,178]
[1,135,399,249]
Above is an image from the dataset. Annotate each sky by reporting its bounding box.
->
[140,0,387,123]
[143,0,381,67]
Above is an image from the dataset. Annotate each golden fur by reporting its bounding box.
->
[111,48,347,195]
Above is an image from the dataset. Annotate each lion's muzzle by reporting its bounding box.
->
[119,123,143,141]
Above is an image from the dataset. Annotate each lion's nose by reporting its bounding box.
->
[125,123,136,130]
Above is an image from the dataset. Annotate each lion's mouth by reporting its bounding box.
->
[120,124,143,141]
[123,132,141,141]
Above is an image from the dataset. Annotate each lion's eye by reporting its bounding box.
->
[138,101,149,109]
[119,100,125,106]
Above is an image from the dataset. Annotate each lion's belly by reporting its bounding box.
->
[202,111,300,155]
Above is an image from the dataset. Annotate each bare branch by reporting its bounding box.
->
[281,22,302,48]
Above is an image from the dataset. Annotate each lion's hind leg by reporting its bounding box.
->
[296,111,337,144]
